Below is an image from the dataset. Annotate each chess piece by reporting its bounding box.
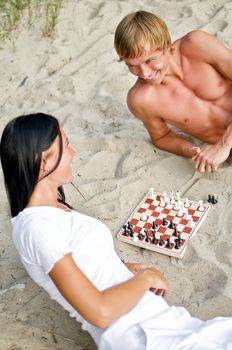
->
[159,237,165,246]
[170,191,175,204]
[183,211,191,220]
[198,200,204,211]
[211,195,218,204]
[184,198,190,208]
[150,187,156,200]
[159,196,165,207]
[166,237,173,249]
[187,218,194,227]
[152,221,158,230]
[166,199,172,209]
[174,201,179,211]
[140,212,147,221]
[162,218,169,226]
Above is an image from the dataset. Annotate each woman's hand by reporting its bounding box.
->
[124,261,168,297]
[124,262,148,275]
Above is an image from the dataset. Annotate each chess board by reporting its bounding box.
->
[117,189,210,259]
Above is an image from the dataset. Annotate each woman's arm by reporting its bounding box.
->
[49,254,168,329]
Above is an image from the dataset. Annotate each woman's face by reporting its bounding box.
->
[42,128,76,186]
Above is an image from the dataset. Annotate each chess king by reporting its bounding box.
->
[114,10,232,173]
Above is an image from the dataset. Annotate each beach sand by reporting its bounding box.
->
[0,1,232,349]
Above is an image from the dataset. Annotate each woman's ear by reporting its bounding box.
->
[39,156,50,176]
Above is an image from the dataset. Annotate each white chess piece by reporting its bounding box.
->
[181,204,187,214]
[184,198,190,208]
[198,200,204,211]
[140,212,147,221]
[177,208,183,217]
[162,192,169,204]
[150,187,156,200]
[159,196,165,207]
[183,211,191,220]
[133,236,139,242]
[174,202,179,211]
[187,218,194,227]
[170,191,175,204]
[166,200,172,209]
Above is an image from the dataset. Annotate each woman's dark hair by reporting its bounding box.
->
[0,113,67,217]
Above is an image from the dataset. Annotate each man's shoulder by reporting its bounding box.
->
[127,80,159,108]
[180,30,214,57]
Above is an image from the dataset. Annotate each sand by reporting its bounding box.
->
[0,0,232,349]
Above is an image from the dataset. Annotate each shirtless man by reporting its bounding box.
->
[114,11,232,172]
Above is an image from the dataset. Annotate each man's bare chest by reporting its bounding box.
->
[158,72,232,127]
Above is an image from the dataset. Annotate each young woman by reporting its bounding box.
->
[1,113,231,350]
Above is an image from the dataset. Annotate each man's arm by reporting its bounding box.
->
[192,123,232,172]
[127,87,200,158]
[183,31,232,171]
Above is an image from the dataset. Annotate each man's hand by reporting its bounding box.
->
[192,142,231,172]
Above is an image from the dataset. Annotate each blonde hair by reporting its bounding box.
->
[114,11,171,60]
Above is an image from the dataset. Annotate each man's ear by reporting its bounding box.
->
[169,46,175,55]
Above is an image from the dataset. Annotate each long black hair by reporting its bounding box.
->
[0,113,67,217]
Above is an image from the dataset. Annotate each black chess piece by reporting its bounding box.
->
[151,231,158,244]
[138,230,144,241]
[173,227,179,236]
[122,225,128,236]
[159,237,165,246]
[174,241,181,250]
[152,221,158,230]
[207,194,218,204]
[166,238,173,249]
[169,221,175,229]
[162,218,168,226]
[127,222,133,229]
[211,195,218,204]
[144,229,151,242]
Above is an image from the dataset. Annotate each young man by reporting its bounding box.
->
[114,11,232,172]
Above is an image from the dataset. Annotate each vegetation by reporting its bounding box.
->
[0,0,63,42]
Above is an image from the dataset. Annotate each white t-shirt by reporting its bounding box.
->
[11,206,136,345]
[11,207,232,350]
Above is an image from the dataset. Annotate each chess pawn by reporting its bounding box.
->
[174,201,179,211]
[177,208,183,217]
[198,200,204,211]
[187,218,194,227]
[181,205,187,215]
[162,192,169,204]
[150,187,156,200]
[166,200,172,209]
[184,198,190,208]
[159,196,165,207]
[140,212,147,221]
[170,191,175,204]
[183,211,191,220]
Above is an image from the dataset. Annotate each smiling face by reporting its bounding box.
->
[41,128,76,187]
[124,47,170,84]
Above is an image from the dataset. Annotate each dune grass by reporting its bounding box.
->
[0,0,63,42]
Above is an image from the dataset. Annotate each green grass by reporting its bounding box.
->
[0,0,63,42]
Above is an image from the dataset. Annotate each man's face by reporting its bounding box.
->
[124,46,170,84]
